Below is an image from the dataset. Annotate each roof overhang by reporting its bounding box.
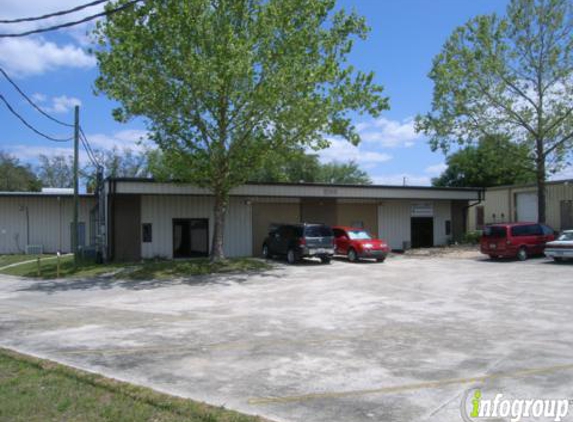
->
[108,179,483,201]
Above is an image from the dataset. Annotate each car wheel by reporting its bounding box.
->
[320,256,331,264]
[262,244,270,259]
[287,249,297,265]
[348,248,358,262]
[376,257,386,263]
[489,254,498,260]
[517,247,528,261]
[553,257,563,263]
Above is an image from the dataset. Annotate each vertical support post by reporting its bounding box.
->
[73,105,80,267]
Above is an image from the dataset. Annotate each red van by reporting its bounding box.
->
[480,223,556,261]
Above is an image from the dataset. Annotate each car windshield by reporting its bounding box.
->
[558,232,573,241]
[304,226,333,237]
[483,226,507,238]
[347,230,372,240]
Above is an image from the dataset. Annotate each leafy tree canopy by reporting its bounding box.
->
[0,151,41,192]
[37,154,74,189]
[248,147,371,184]
[432,135,536,187]
[94,0,388,259]
[416,0,573,222]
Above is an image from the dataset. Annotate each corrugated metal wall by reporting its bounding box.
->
[377,201,411,250]
[140,195,252,259]
[467,181,573,231]
[336,203,378,235]
[433,201,452,246]
[0,196,95,254]
[377,200,452,249]
[251,202,300,256]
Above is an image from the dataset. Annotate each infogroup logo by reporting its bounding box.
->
[461,388,571,422]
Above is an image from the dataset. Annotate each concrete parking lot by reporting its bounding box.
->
[1,254,572,422]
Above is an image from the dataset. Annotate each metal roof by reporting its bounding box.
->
[0,191,94,198]
[107,178,483,201]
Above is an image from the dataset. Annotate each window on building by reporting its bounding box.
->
[445,220,451,236]
[142,223,152,243]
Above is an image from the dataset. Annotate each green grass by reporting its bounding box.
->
[0,255,271,280]
[0,254,52,268]
[0,348,265,422]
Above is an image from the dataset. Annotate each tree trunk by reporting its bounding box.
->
[210,188,228,262]
[535,140,547,224]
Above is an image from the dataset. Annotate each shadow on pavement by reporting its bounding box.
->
[16,270,282,295]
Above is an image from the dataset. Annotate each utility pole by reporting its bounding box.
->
[73,105,80,267]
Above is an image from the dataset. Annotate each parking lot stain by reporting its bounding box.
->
[247,363,573,405]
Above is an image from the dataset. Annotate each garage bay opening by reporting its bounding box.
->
[411,217,434,248]
[173,219,209,258]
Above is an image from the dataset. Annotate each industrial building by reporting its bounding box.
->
[467,179,573,232]
[104,179,482,261]
[0,189,96,255]
[0,180,483,260]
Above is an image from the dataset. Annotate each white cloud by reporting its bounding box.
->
[8,144,77,162]
[48,95,82,114]
[316,138,392,168]
[87,129,150,151]
[357,117,422,148]
[424,163,447,176]
[372,173,432,187]
[32,94,82,114]
[551,165,573,181]
[7,128,150,166]
[0,38,95,77]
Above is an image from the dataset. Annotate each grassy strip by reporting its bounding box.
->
[0,255,271,280]
[0,348,266,422]
[0,254,51,268]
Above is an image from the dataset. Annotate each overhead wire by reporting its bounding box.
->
[0,0,142,38]
[0,0,109,24]
[0,93,73,142]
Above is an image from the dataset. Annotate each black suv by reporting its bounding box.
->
[262,223,335,264]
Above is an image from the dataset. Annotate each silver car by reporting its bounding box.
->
[545,230,573,262]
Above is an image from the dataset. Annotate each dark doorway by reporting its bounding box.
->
[173,219,209,258]
[411,217,434,248]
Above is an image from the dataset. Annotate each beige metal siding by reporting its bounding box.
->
[301,198,337,226]
[433,201,452,246]
[115,181,481,201]
[467,181,573,231]
[377,201,411,250]
[140,195,251,259]
[336,203,378,235]
[0,196,94,254]
[251,203,300,256]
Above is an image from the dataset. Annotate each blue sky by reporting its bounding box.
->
[0,0,513,186]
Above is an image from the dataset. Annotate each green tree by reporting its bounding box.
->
[83,147,149,191]
[416,0,573,223]
[0,151,40,192]
[316,161,371,184]
[94,0,388,260]
[247,146,371,184]
[433,135,536,187]
[37,154,74,188]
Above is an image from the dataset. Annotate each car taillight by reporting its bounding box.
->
[298,237,306,246]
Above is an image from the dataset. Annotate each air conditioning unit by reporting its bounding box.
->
[25,245,43,255]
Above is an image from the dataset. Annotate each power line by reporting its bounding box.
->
[0,0,142,38]
[0,0,109,24]
[0,67,73,127]
[0,93,73,142]
[80,127,101,168]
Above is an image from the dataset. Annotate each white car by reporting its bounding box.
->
[545,230,573,262]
